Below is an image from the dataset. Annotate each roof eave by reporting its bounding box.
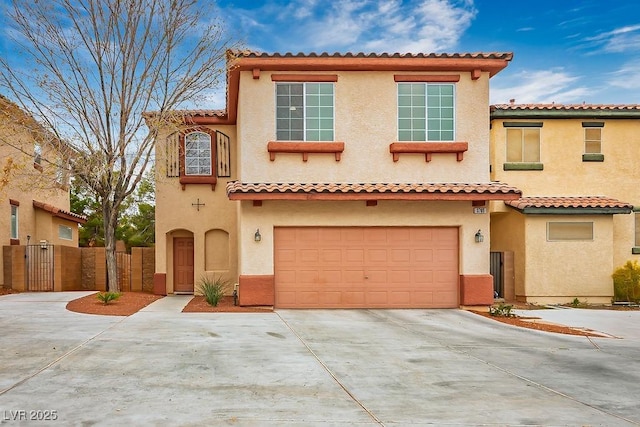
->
[491,109,640,120]
[509,207,633,215]
[227,192,521,202]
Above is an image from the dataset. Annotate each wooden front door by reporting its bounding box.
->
[173,237,194,293]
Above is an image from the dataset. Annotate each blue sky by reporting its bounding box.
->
[218,0,640,105]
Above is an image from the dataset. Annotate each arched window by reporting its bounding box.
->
[184,132,212,175]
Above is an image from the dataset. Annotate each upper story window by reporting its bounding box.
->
[276,83,334,141]
[55,157,69,186]
[506,127,540,162]
[582,122,604,162]
[184,132,212,175]
[635,212,640,247]
[584,128,601,154]
[397,83,454,141]
[10,204,18,240]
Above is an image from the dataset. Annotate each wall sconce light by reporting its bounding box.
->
[40,240,49,249]
[474,229,484,243]
[254,229,261,242]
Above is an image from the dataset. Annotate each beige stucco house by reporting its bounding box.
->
[489,103,639,304]
[0,95,86,290]
[152,50,522,308]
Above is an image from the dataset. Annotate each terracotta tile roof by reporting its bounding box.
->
[492,103,640,111]
[33,200,87,224]
[143,109,227,119]
[227,182,521,201]
[506,196,633,213]
[232,50,514,60]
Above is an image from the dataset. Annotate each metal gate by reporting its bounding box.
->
[26,243,54,292]
[490,251,503,298]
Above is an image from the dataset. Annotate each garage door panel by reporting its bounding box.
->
[321,249,342,262]
[321,292,343,305]
[346,249,365,263]
[368,249,388,263]
[344,291,365,305]
[275,227,459,308]
[300,249,319,263]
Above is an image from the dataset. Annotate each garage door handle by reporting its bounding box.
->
[364,275,369,279]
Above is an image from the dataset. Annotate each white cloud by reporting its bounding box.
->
[223,0,477,53]
[582,24,640,53]
[490,70,590,104]
[608,60,640,89]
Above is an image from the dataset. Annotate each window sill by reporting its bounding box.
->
[389,142,468,162]
[632,247,640,255]
[503,162,544,171]
[179,175,217,191]
[582,153,604,162]
[267,141,345,162]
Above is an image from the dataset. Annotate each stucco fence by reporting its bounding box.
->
[2,246,155,292]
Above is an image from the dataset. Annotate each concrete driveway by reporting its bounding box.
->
[0,293,639,426]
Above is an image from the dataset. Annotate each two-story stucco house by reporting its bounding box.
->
[489,103,639,304]
[0,94,86,289]
[152,50,522,308]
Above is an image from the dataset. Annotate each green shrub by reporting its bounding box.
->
[489,303,514,317]
[96,291,121,305]
[197,275,229,307]
[612,261,640,303]
[571,297,581,308]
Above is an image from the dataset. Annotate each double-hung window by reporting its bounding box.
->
[584,128,601,154]
[184,132,212,175]
[397,83,454,141]
[582,122,604,162]
[276,83,334,141]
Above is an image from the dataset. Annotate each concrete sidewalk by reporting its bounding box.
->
[1,292,639,426]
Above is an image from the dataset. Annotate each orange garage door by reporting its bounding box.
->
[274,227,459,308]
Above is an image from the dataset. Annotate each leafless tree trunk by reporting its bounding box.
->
[0,0,239,292]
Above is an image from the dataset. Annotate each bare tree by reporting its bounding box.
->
[0,0,238,292]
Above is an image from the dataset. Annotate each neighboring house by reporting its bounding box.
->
[152,50,521,308]
[489,103,639,304]
[0,95,86,289]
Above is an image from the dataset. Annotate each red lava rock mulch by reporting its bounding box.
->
[0,288,18,296]
[182,296,273,313]
[66,292,163,316]
[469,310,604,337]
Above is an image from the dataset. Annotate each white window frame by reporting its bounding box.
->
[275,82,335,142]
[397,83,455,142]
[547,221,594,242]
[10,205,18,240]
[184,132,212,176]
[635,212,640,247]
[58,225,73,240]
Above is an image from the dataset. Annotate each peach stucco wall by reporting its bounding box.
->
[490,118,640,270]
[237,200,490,277]
[237,70,491,183]
[155,67,497,294]
[491,209,615,304]
[154,125,239,293]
